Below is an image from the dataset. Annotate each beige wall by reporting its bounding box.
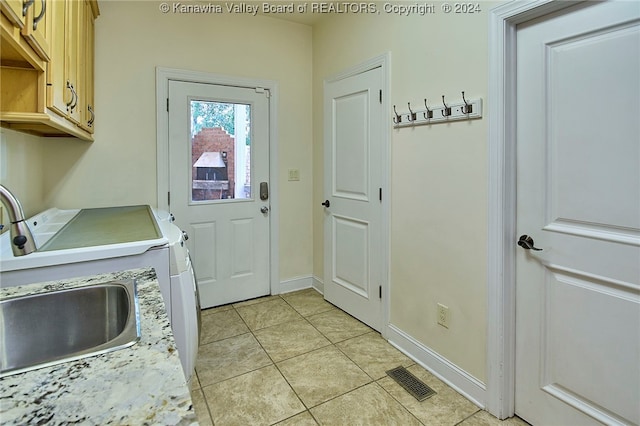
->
[0,128,48,220]
[312,9,492,381]
[3,2,314,281]
[4,1,496,383]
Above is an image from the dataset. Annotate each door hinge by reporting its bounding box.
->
[256,87,270,98]
[167,191,170,206]
[379,285,382,299]
[379,187,382,202]
[166,98,169,112]
[379,89,382,104]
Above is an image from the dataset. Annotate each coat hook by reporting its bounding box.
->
[393,105,402,124]
[441,95,451,117]
[408,102,416,121]
[461,91,472,114]
[423,99,433,119]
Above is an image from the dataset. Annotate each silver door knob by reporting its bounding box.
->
[518,235,542,251]
[260,206,269,214]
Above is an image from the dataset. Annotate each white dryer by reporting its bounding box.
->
[166,222,201,385]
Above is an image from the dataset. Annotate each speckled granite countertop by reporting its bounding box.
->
[0,268,198,425]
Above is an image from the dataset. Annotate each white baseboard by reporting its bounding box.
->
[387,324,487,409]
[278,275,314,294]
[312,275,324,294]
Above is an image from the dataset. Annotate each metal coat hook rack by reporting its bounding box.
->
[393,91,482,128]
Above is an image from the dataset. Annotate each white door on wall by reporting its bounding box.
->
[515,2,640,425]
[168,80,271,308]
[323,66,384,331]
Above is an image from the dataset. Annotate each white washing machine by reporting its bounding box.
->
[165,222,201,385]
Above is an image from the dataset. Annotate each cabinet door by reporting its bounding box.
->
[47,0,80,123]
[65,0,81,125]
[0,0,26,29]
[46,0,70,118]
[79,0,94,133]
[22,0,51,61]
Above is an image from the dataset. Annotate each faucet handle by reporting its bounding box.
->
[13,235,28,249]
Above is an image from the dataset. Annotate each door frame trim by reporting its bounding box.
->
[155,67,280,296]
[323,52,391,338]
[486,0,586,419]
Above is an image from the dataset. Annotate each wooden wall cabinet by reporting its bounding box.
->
[0,0,99,141]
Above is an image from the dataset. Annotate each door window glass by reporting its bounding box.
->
[190,100,251,202]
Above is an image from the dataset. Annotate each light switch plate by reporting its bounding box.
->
[288,169,300,181]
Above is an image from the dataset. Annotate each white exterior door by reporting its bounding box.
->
[515,2,640,425]
[169,80,270,308]
[323,66,384,331]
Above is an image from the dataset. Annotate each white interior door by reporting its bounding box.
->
[323,66,384,331]
[169,81,270,308]
[515,2,640,425]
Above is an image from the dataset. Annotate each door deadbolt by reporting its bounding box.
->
[260,182,269,201]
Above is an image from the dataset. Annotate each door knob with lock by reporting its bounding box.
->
[260,206,269,214]
[321,200,330,208]
[518,234,542,251]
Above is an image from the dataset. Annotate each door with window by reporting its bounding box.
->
[515,2,640,425]
[168,81,270,308]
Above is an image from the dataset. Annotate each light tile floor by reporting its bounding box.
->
[190,288,530,426]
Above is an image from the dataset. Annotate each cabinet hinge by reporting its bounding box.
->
[379,89,382,104]
[379,285,382,299]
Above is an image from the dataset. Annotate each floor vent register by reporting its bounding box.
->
[386,366,436,401]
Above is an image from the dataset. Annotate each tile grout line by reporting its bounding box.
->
[194,291,513,426]
[196,298,278,425]
[197,292,430,425]
[243,295,317,425]
[282,294,429,425]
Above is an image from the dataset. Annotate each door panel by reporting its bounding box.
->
[169,81,270,308]
[515,2,640,425]
[543,269,639,423]
[333,215,369,298]
[334,92,369,200]
[231,217,253,277]
[324,67,383,331]
[191,222,217,282]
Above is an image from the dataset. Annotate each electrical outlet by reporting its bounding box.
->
[437,303,450,328]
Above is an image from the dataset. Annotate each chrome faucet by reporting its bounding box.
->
[0,185,36,256]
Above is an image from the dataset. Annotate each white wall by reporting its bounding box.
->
[312,9,493,382]
[27,1,314,281]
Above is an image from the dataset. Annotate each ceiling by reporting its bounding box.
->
[256,4,328,26]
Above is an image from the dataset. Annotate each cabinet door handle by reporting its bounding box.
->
[22,0,34,17]
[70,85,78,113]
[87,105,95,127]
[33,0,46,31]
[65,81,74,110]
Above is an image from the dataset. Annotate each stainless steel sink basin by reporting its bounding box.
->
[0,280,140,377]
